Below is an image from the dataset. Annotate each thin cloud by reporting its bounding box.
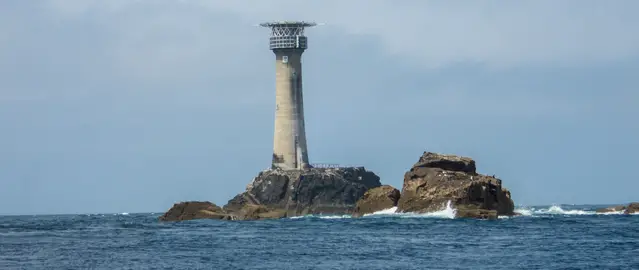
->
[3,0,636,115]
[0,87,49,102]
[204,0,639,69]
[38,1,639,70]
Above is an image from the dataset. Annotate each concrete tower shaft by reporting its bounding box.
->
[260,21,315,170]
[273,50,309,170]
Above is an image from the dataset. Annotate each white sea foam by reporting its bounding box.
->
[289,202,636,220]
[288,201,457,220]
[362,206,398,217]
[289,214,351,219]
[514,208,533,216]
[539,205,593,215]
[514,205,630,217]
[398,200,457,219]
[364,200,456,219]
[318,215,351,219]
[597,210,625,215]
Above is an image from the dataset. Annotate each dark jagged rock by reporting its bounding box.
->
[224,167,382,219]
[353,185,400,217]
[159,201,235,221]
[624,203,639,214]
[397,151,515,219]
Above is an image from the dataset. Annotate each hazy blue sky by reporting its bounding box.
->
[1,1,637,215]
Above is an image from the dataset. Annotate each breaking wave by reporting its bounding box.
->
[537,205,593,215]
[289,214,351,220]
[318,215,351,219]
[514,205,630,217]
[364,200,457,219]
[367,206,399,215]
[289,203,637,220]
[289,201,457,220]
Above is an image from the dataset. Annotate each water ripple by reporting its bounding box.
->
[0,206,638,269]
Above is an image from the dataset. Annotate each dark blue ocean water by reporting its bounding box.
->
[1,204,638,270]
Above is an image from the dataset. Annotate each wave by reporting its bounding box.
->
[288,214,351,220]
[366,206,399,215]
[364,201,457,219]
[514,205,630,217]
[290,201,457,220]
[537,205,593,215]
[288,203,638,220]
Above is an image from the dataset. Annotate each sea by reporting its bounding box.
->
[1,203,638,270]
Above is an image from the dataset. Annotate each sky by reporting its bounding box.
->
[1,0,638,215]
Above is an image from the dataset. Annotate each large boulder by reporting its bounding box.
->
[397,151,515,219]
[159,201,235,221]
[353,185,401,217]
[224,167,382,218]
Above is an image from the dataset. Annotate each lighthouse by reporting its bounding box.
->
[260,21,316,170]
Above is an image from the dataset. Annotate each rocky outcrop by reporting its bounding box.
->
[159,152,519,221]
[234,204,287,220]
[353,185,401,217]
[624,203,639,214]
[595,205,627,213]
[455,207,498,220]
[595,202,639,214]
[159,201,235,221]
[397,152,515,219]
[224,167,382,219]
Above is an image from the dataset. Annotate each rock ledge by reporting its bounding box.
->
[159,201,234,221]
[223,166,382,219]
[353,185,401,217]
[397,151,515,219]
[596,202,639,214]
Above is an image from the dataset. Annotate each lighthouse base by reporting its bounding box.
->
[223,167,382,218]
